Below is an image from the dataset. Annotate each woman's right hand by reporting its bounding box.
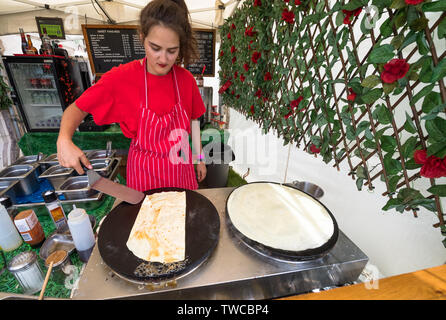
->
[57,137,92,175]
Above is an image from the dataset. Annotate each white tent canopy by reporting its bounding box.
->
[0,0,241,35]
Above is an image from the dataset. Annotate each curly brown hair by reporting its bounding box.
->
[139,0,198,66]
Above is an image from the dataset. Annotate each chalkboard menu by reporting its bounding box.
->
[186,29,216,77]
[82,24,145,76]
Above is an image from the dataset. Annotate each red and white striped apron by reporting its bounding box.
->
[126,59,198,191]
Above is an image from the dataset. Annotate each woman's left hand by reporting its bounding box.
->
[196,162,207,182]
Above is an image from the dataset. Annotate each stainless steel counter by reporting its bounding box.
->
[72,187,368,300]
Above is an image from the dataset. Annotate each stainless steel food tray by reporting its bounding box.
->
[14,157,121,211]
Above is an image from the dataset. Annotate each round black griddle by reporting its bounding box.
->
[98,187,220,283]
[225,182,339,262]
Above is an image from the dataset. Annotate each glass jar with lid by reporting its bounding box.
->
[7,251,45,294]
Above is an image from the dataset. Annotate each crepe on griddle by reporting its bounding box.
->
[227,183,334,251]
[126,191,186,263]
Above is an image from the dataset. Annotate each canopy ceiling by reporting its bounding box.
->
[0,0,242,35]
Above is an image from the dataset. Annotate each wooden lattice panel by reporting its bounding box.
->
[218,0,446,241]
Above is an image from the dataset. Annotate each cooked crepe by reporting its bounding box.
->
[126,191,186,263]
[227,183,334,251]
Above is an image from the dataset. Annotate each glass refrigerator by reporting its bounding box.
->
[2,55,88,132]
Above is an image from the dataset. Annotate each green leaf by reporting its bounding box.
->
[397,187,424,204]
[342,0,368,10]
[380,18,393,37]
[422,91,442,113]
[425,117,446,142]
[361,88,383,104]
[403,112,417,134]
[416,32,429,55]
[390,0,406,9]
[381,135,397,153]
[391,33,404,50]
[409,17,429,32]
[419,57,434,83]
[368,44,395,63]
[356,178,364,191]
[382,198,403,211]
[405,158,423,170]
[346,125,356,140]
[422,1,446,12]
[411,83,435,105]
[438,18,446,39]
[383,82,397,94]
[375,104,393,124]
[427,185,446,197]
[335,11,345,27]
[401,136,418,159]
[431,59,446,83]
[427,140,446,158]
[361,75,381,88]
[388,175,402,193]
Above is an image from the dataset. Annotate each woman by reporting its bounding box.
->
[57,0,206,191]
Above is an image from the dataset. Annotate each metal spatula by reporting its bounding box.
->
[86,169,145,204]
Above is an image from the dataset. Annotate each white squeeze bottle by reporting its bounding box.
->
[67,206,95,262]
[0,204,23,251]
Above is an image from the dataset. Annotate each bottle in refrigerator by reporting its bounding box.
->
[41,28,53,55]
[19,28,28,54]
[0,204,23,252]
[26,35,38,55]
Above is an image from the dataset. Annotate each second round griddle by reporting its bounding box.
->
[98,187,220,283]
[226,182,339,262]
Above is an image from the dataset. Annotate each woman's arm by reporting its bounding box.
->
[56,103,93,174]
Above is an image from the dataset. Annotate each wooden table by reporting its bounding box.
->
[279,264,446,300]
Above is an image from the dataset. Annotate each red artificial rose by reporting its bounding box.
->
[232,56,237,64]
[254,0,261,6]
[218,80,232,94]
[295,0,301,4]
[381,59,410,84]
[219,50,224,57]
[420,156,446,178]
[251,51,261,64]
[342,7,362,24]
[245,26,256,37]
[248,40,254,50]
[243,63,250,72]
[414,149,446,178]
[405,0,424,4]
[250,105,255,114]
[282,8,295,24]
[234,71,238,79]
[255,89,263,98]
[414,149,427,164]
[227,33,231,39]
[264,72,272,81]
[290,96,304,109]
[231,23,236,30]
[284,111,293,119]
[240,74,246,82]
[347,88,357,101]
[231,90,235,95]
[236,94,240,99]
[284,96,304,118]
[231,45,236,54]
[310,144,321,154]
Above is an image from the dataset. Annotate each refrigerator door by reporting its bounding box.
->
[6,59,62,131]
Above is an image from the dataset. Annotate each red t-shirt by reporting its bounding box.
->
[75,59,206,139]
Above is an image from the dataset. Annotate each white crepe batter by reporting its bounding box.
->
[227,183,334,251]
